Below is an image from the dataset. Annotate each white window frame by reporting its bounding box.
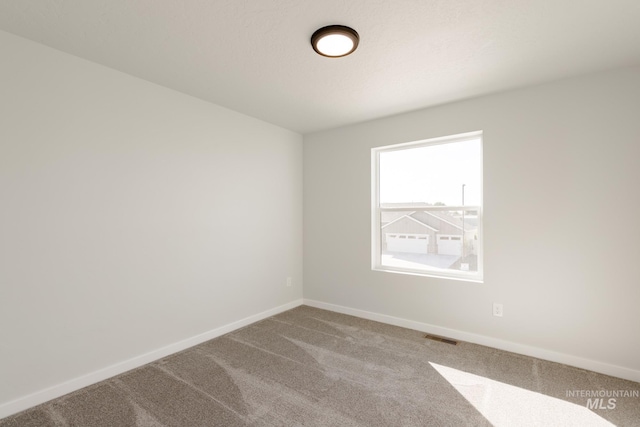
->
[371,131,483,283]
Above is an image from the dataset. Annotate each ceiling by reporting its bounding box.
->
[1,1,639,134]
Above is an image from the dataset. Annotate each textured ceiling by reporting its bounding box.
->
[1,0,639,134]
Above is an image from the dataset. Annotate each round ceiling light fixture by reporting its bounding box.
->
[311,25,359,58]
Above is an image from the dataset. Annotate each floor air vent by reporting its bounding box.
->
[424,334,458,345]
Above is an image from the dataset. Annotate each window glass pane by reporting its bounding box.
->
[380,209,479,274]
[379,138,481,206]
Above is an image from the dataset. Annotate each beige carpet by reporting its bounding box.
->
[1,305,639,426]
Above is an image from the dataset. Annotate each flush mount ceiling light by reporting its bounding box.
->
[311,25,359,58]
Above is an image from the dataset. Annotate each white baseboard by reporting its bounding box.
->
[303,298,640,384]
[0,299,304,420]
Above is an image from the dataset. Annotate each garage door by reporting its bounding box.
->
[386,234,429,253]
[437,235,462,256]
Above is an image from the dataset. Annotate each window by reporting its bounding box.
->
[372,131,483,282]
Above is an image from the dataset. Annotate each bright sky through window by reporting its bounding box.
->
[379,138,481,206]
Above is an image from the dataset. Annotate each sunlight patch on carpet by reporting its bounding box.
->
[429,362,613,427]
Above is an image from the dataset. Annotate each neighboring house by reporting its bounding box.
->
[381,210,478,256]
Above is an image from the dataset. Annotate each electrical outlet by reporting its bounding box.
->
[493,303,503,317]
[286,277,292,287]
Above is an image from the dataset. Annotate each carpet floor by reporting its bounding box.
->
[1,305,639,426]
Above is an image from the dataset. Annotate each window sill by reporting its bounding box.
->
[372,265,484,283]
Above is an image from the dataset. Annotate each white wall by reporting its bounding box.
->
[304,66,640,380]
[0,29,303,408]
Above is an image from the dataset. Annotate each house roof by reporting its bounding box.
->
[382,210,477,233]
[380,211,410,224]
[421,211,464,231]
[381,213,439,232]
[1,1,639,133]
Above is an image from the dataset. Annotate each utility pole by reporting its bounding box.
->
[461,184,466,263]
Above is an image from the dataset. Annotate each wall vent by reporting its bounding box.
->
[424,334,458,345]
